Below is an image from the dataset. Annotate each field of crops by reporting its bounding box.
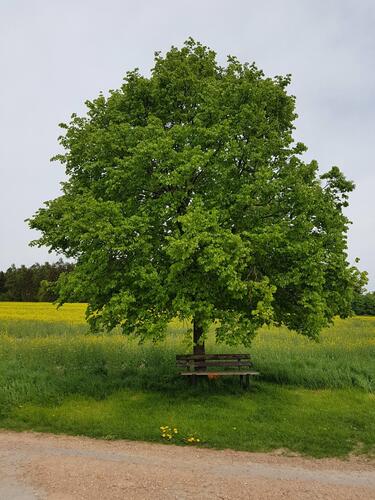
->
[0,302,374,457]
[0,302,86,323]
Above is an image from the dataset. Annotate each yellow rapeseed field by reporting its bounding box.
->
[0,302,87,324]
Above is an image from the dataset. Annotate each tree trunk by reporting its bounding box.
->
[193,320,205,356]
[193,320,206,380]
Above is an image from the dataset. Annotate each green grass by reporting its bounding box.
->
[0,309,374,458]
[4,386,375,457]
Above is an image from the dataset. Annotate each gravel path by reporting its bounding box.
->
[0,430,374,499]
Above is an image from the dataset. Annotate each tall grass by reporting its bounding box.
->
[251,318,375,392]
[0,315,374,411]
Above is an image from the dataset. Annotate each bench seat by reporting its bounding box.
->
[180,371,260,376]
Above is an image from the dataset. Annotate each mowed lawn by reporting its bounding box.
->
[0,302,374,458]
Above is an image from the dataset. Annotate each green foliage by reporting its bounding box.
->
[0,272,6,299]
[352,291,375,315]
[0,261,75,302]
[29,39,366,344]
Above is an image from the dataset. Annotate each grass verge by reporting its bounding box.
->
[2,384,375,458]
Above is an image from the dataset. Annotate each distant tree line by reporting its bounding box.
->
[351,291,375,316]
[0,261,75,302]
[0,260,374,314]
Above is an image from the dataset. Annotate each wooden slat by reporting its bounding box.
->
[176,353,259,381]
[176,353,250,360]
[180,371,260,376]
[177,361,252,368]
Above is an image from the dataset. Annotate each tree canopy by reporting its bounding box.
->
[29,39,366,349]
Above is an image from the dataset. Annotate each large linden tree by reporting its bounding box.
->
[29,39,365,354]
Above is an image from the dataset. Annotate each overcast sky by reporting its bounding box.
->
[1,0,374,289]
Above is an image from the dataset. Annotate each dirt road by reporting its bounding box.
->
[0,430,374,499]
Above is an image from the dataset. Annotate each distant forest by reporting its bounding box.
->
[351,290,375,316]
[0,261,374,314]
[0,261,75,302]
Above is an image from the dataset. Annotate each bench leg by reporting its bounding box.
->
[191,374,197,386]
[246,374,250,388]
[240,374,244,387]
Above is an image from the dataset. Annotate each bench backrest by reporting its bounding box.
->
[176,353,252,371]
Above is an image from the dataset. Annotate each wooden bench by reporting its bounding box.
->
[176,353,260,387]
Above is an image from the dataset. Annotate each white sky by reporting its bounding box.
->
[0,0,374,289]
